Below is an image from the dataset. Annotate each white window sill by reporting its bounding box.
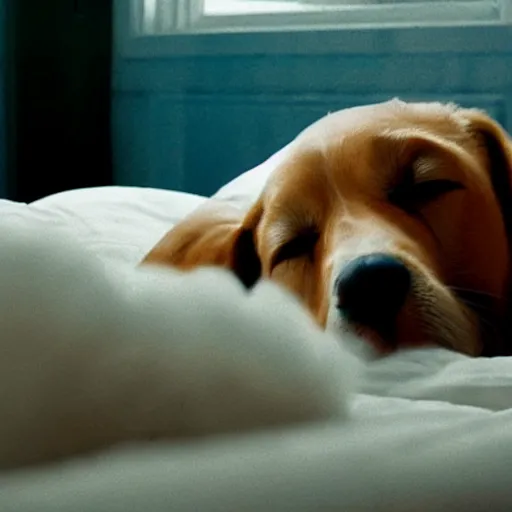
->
[195,4,500,33]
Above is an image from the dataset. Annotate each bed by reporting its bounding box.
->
[2,145,512,511]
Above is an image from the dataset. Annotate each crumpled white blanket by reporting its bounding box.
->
[0,221,358,470]
[2,186,512,511]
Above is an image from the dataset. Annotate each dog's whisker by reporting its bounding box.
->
[457,297,494,314]
[449,286,504,302]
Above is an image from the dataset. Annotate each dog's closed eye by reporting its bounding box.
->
[271,230,319,270]
[389,178,464,213]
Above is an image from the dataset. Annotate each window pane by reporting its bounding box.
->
[204,0,497,16]
[204,1,317,15]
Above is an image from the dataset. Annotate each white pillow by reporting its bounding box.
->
[0,186,206,266]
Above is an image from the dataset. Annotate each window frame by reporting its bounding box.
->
[114,0,512,58]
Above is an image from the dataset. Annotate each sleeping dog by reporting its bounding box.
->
[144,100,512,358]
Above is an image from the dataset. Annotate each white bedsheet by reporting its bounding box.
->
[1,156,512,510]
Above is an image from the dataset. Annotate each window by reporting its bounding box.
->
[138,0,511,35]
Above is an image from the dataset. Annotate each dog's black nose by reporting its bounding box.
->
[335,253,411,331]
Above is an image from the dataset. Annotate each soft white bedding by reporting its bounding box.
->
[1,150,512,511]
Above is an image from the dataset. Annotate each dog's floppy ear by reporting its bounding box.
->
[142,200,262,288]
[461,110,512,356]
[462,109,512,235]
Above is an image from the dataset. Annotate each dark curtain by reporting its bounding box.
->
[5,0,113,202]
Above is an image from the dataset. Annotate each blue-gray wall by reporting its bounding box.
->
[113,26,512,197]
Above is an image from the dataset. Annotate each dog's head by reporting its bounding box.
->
[143,100,512,357]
